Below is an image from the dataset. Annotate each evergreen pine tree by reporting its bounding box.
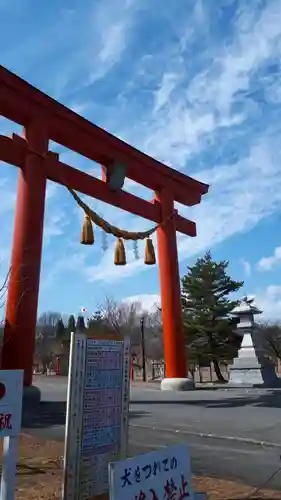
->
[67,314,76,333]
[55,318,65,340]
[87,310,103,329]
[61,314,76,348]
[76,315,86,331]
[181,250,243,382]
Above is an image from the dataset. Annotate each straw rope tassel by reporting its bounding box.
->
[80,214,94,245]
[144,237,156,265]
[114,238,126,265]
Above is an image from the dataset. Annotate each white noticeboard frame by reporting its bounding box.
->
[0,370,24,500]
[109,444,195,500]
[62,332,131,500]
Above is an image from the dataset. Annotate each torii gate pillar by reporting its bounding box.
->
[156,190,194,391]
[1,122,47,389]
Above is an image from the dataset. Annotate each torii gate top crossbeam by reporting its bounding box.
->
[0,133,197,236]
[0,66,208,206]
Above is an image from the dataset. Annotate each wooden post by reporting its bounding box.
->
[155,190,186,379]
[1,123,48,386]
[0,436,19,500]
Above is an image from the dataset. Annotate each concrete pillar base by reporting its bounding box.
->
[22,385,41,409]
[160,377,195,391]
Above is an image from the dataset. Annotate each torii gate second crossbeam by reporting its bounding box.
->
[0,65,209,390]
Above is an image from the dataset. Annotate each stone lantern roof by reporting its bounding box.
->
[232,296,262,317]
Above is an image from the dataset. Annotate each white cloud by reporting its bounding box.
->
[43,212,67,242]
[123,293,160,312]
[186,0,281,116]
[254,285,281,321]
[97,22,126,67]
[157,10,281,259]
[153,73,178,113]
[177,138,281,261]
[83,229,158,284]
[257,247,281,271]
[87,2,281,283]
[85,241,147,283]
[58,0,143,94]
[41,250,87,290]
[241,259,251,277]
[46,181,58,201]
[0,189,16,215]
[121,1,281,169]
[68,102,89,115]
[1,0,142,100]
[64,0,281,285]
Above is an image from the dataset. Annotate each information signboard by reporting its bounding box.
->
[62,332,131,500]
[108,444,194,500]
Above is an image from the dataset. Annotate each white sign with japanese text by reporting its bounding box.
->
[0,370,24,500]
[108,444,194,500]
[0,370,23,437]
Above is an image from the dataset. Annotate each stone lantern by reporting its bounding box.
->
[228,296,279,387]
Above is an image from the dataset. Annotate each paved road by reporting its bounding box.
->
[22,377,281,490]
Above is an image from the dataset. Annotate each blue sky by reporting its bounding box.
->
[1,0,281,319]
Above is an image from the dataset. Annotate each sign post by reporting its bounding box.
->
[109,444,195,500]
[62,332,131,500]
[0,370,23,500]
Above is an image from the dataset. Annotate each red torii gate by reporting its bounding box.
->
[0,65,208,389]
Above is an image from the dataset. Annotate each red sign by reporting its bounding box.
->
[0,382,6,400]
[0,413,12,430]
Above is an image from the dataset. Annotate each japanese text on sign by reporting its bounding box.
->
[121,456,178,486]
[109,444,194,500]
[80,340,126,498]
[62,333,130,500]
[0,414,12,430]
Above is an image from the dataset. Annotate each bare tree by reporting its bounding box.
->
[0,267,12,340]
[142,308,164,359]
[37,311,62,338]
[97,296,164,360]
[35,311,63,371]
[0,267,64,371]
[37,311,62,327]
[34,334,59,373]
[258,322,281,363]
[98,296,141,337]
[0,267,10,313]
[145,306,162,329]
